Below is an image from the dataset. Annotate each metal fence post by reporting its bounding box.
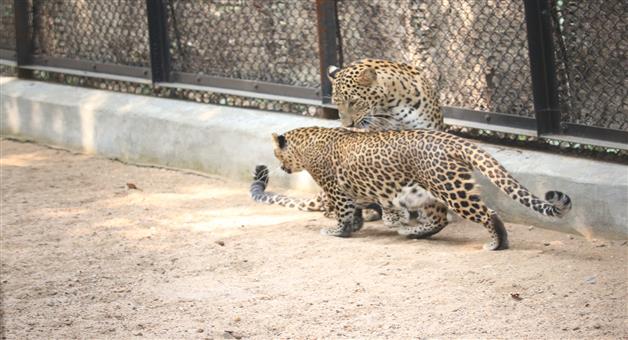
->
[146,0,170,83]
[14,0,32,78]
[523,0,561,135]
[316,0,340,118]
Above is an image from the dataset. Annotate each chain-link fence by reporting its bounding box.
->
[0,0,626,148]
[338,1,534,118]
[166,0,320,88]
[0,0,16,52]
[551,0,627,130]
[31,0,150,67]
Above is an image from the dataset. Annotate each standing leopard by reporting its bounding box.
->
[250,59,449,226]
[268,127,572,250]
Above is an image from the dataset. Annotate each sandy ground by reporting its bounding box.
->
[0,139,626,339]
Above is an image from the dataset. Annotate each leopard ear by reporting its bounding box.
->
[327,65,340,82]
[271,133,286,149]
[356,67,376,86]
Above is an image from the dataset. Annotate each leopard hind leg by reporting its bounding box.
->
[362,203,382,222]
[426,162,508,250]
[401,201,449,239]
[388,185,449,238]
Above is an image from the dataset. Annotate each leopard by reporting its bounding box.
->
[268,126,572,251]
[250,59,449,226]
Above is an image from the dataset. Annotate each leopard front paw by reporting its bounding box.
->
[362,208,381,222]
[323,210,337,219]
[320,226,352,238]
[352,219,364,232]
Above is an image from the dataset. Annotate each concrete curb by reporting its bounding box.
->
[2,77,627,239]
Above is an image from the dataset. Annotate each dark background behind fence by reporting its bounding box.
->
[0,0,626,149]
[166,0,320,89]
[32,0,151,68]
[338,1,535,119]
[551,1,626,131]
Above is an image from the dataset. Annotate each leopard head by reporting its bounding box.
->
[271,132,304,174]
[328,63,385,129]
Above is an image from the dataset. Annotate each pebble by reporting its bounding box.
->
[584,276,597,284]
[223,330,242,339]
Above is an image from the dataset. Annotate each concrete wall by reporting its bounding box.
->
[0,77,337,191]
[2,77,627,239]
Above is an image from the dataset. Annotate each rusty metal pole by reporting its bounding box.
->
[315,0,340,119]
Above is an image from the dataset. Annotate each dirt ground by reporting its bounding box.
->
[0,139,626,339]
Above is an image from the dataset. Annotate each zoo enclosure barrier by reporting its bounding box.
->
[0,0,626,150]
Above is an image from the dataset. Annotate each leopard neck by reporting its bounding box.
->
[285,127,341,184]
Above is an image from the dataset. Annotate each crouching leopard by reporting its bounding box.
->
[250,59,449,226]
[268,127,571,250]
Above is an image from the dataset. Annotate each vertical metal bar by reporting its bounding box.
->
[145,0,170,83]
[14,0,32,78]
[523,0,561,135]
[316,0,340,118]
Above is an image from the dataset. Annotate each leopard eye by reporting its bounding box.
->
[348,99,357,107]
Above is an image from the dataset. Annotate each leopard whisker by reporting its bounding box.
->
[267,165,283,177]
[370,115,401,131]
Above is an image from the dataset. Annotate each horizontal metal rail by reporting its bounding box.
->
[444,108,627,149]
[446,107,627,149]
[17,64,152,84]
[560,123,628,145]
[159,81,323,107]
[171,71,321,102]
[545,123,628,150]
[28,56,151,80]
[0,58,17,67]
[443,107,538,136]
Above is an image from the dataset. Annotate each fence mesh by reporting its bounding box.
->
[337,0,534,118]
[552,0,627,130]
[0,0,15,51]
[166,0,320,89]
[31,0,150,67]
[2,0,626,136]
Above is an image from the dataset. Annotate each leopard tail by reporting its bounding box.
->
[250,165,326,211]
[454,143,572,218]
